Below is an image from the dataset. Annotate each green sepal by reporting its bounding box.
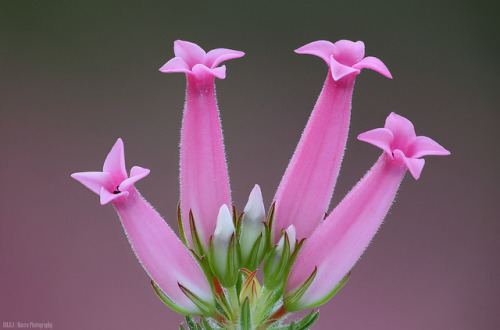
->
[207,234,238,288]
[200,318,213,330]
[264,202,276,251]
[150,280,192,316]
[239,232,264,270]
[177,203,188,246]
[240,297,251,330]
[189,210,206,257]
[294,271,351,311]
[185,316,198,330]
[270,310,319,330]
[263,232,291,289]
[283,266,317,312]
[178,283,215,316]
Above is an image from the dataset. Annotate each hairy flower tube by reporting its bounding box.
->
[72,39,450,329]
[272,39,392,242]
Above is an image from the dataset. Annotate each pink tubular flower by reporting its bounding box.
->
[272,39,392,242]
[285,113,450,311]
[71,139,214,315]
[159,40,245,248]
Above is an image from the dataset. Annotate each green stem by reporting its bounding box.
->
[252,286,276,326]
[228,286,240,322]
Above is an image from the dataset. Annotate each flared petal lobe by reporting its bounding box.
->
[285,113,450,310]
[160,40,244,247]
[273,39,392,242]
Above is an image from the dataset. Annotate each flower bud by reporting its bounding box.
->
[239,185,266,269]
[210,204,237,287]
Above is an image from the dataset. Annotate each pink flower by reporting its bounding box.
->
[272,39,392,242]
[71,39,451,326]
[71,139,214,315]
[159,40,245,248]
[285,113,450,311]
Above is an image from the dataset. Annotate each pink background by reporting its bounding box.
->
[1,1,499,329]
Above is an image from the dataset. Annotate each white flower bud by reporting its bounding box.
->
[212,204,235,279]
[240,185,266,263]
[276,225,296,256]
[214,204,235,242]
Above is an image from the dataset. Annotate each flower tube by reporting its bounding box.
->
[285,113,450,311]
[160,40,245,248]
[71,139,215,315]
[272,40,392,242]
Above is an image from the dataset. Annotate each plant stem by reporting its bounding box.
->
[227,286,240,322]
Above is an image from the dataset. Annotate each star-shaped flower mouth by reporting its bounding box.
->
[159,40,245,79]
[295,39,392,81]
[71,138,150,205]
[358,112,450,179]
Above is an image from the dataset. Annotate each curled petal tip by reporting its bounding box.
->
[206,48,245,68]
[353,56,393,79]
[357,128,394,156]
[159,57,190,74]
[294,40,336,64]
[330,56,360,81]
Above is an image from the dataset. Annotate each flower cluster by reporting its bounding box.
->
[72,39,450,329]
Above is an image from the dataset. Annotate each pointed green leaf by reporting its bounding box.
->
[299,271,351,310]
[177,203,188,246]
[284,266,318,311]
[185,316,197,330]
[240,297,251,330]
[246,233,263,270]
[179,283,215,316]
[293,310,319,330]
[150,280,192,316]
[189,210,206,257]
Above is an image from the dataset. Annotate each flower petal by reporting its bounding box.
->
[100,187,128,205]
[357,127,394,156]
[329,56,359,81]
[353,56,392,79]
[384,112,416,147]
[191,64,226,79]
[173,40,206,67]
[103,138,127,183]
[159,57,191,74]
[393,149,425,180]
[408,136,451,158]
[71,171,112,195]
[119,166,150,191]
[294,40,336,64]
[332,40,365,66]
[205,48,245,68]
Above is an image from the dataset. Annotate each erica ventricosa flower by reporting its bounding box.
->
[72,39,450,329]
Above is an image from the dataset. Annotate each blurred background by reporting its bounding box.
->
[1,0,499,329]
